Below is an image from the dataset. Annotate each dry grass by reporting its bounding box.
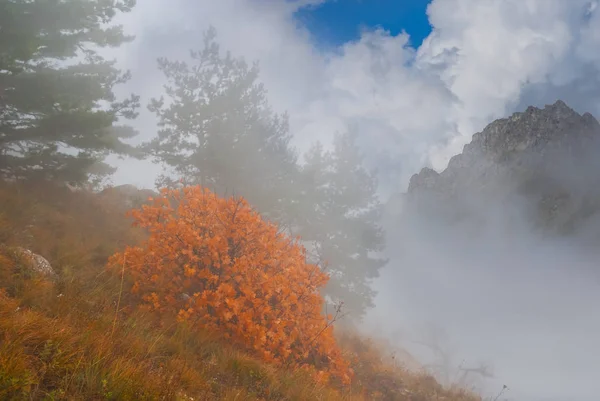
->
[0,180,481,400]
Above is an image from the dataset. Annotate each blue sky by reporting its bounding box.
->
[294,0,433,49]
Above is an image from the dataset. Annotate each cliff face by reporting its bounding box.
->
[397,100,600,235]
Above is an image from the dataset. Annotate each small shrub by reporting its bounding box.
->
[108,186,352,384]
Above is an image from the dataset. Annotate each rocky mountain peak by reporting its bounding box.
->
[398,100,600,235]
[407,100,600,195]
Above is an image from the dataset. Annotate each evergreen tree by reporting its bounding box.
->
[297,132,388,319]
[143,27,298,221]
[143,27,384,318]
[0,0,140,185]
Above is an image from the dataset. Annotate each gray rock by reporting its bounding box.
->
[398,100,600,235]
[407,167,440,193]
[14,247,57,279]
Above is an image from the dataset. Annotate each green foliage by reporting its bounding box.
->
[141,28,386,318]
[143,27,297,222]
[295,132,388,318]
[0,0,140,184]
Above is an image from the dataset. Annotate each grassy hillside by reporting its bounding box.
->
[0,180,481,401]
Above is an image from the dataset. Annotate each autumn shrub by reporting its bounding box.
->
[0,181,482,400]
[108,186,352,384]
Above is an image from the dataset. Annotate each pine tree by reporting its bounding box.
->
[0,0,140,185]
[143,27,298,222]
[297,132,388,319]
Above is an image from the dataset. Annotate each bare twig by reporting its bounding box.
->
[111,253,126,337]
[492,384,509,401]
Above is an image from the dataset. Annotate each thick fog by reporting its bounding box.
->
[365,136,600,400]
[367,196,600,400]
[99,1,600,400]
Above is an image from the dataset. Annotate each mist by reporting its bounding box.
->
[94,1,600,400]
[368,199,600,400]
[365,134,600,400]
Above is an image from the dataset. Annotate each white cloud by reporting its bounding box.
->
[419,0,598,170]
[369,212,600,400]
[109,0,600,194]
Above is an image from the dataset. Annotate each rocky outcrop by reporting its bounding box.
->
[410,101,600,194]
[13,247,57,279]
[407,167,440,193]
[396,100,600,234]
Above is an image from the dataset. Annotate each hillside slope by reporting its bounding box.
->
[0,180,480,401]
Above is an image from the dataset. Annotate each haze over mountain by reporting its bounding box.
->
[400,100,600,237]
[370,100,600,401]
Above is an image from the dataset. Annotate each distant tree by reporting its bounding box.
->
[296,132,387,319]
[0,0,140,185]
[410,325,494,390]
[143,27,384,318]
[143,27,298,222]
[108,185,352,385]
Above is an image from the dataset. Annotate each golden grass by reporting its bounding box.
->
[0,180,481,400]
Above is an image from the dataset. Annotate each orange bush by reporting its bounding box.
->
[108,186,352,384]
